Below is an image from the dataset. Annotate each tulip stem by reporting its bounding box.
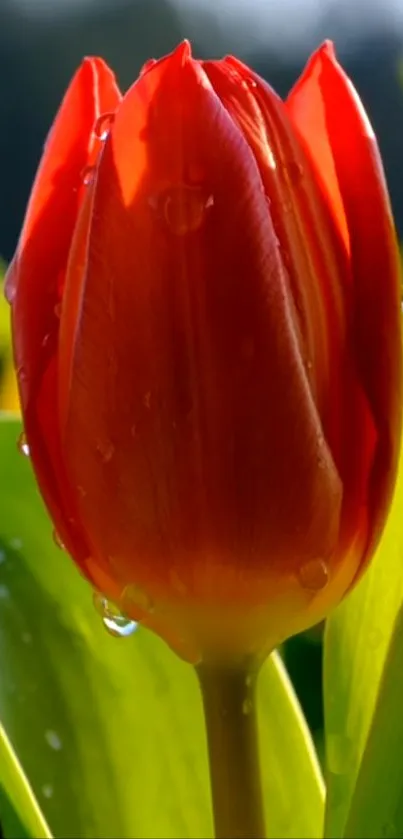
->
[197,659,266,839]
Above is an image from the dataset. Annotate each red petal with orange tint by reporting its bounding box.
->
[204,55,378,581]
[287,42,402,559]
[203,57,348,432]
[8,57,121,567]
[207,55,379,569]
[286,43,350,254]
[60,43,341,605]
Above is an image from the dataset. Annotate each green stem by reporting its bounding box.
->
[196,660,266,839]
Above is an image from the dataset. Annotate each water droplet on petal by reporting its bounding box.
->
[45,730,62,750]
[103,613,138,638]
[96,438,115,463]
[17,431,30,457]
[94,111,115,140]
[93,592,138,638]
[143,391,151,410]
[16,365,27,384]
[157,184,214,235]
[81,164,95,186]
[123,583,154,613]
[140,58,156,75]
[4,268,16,304]
[42,784,54,799]
[242,77,257,90]
[298,559,328,591]
[54,301,62,318]
[52,529,65,551]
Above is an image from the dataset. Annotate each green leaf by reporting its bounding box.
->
[259,654,324,838]
[0,413,323,838]
[0,724,51,838]
[344,604,403,838]
[0,785,29,839]
[323,444,403,838]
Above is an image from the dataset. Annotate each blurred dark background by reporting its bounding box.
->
[0,0,402,747]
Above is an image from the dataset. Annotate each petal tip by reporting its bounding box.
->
[81,55,117,80]
[320,40,336,59]
[174,39,192,66]
[81,55,105,70]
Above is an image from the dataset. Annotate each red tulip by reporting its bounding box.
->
[6,41,401,663]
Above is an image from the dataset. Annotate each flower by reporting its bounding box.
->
[6,41,401,664]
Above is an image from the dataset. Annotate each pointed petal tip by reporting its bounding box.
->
[320,40,337,60]
[317,40,376,139]
[294,40,337,82]
[81,55,111,68]
[174,39,192,65]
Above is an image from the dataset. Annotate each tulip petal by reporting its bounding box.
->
[61,41,342,629]
[286,43,349,253]
[9,57,121,567]
[287,42,402,559]
[206,56,377,570]
[203,57,348,434]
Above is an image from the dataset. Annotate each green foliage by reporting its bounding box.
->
[345,606,403,838]
[0,725,51,838]
[0,414,324,838]
[324,443,403,838]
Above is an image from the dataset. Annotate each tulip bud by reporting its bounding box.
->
[6,41,401,664]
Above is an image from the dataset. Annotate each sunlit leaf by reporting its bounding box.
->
[259,654,324,838]
[323,441,403,837]
[0,723,51,838]
[344,604,403,838]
